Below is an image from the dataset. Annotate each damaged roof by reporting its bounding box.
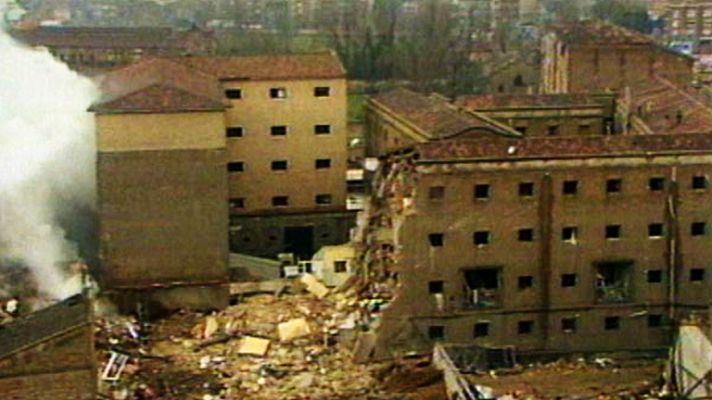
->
[456,93,602,110]
[370,88,522,140]
[175,52,346,81]
[90,57,229,114]
[0,294,91,360]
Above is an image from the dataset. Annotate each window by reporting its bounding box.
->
[515,126,528,135]
[578,124,592,135]
[547,125,559,136]
[647,269,663,283]
[315,194,333,205]
[429,186,445,200]
[429,233,444,247]
[473,231,491,246]
[225,89,242,99]
[649,177,665,191]
[227,162,244,172]
[314,86,331,97]
[272,196,289,206]
[271,125,287,136]
[690,268,705,282]
[226,127,244,138]
[606,179,622,194]
[518,320,534,335]
[563,180,578,195]
[474,322,490,338]
[561,317,577,333]
[604,316,620,330]
[605,225,621,239]
[229,198,245,210]
[649,223,664,238]
[692,175,708,189]
[315,159,331,169]
[474,184,490,200]
[463,268,501,308]
[562,226,578,242]
[271,160,288,171]
[692,222,707,236]
[315,124,331,135]
[269,87,287,99]
[518,275,534,289]
[429,281,444,294]
[519,182,534,197]
[334,260,348,273]
[561,273,577,287]
[595,261,632,303]
[518,228,534,242]
[428,326,445,341]
[648,314,663,328]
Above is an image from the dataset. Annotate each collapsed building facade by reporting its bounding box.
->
[359,88,712,358]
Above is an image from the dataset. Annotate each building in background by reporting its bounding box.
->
[665,1,712,44]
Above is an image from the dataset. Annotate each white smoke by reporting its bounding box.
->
[0,10,100,299]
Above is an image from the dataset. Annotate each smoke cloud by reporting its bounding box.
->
[0,9,100,299]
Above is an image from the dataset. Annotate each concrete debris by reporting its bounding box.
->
[299,273,330,298]
[277,317,312,342]
[236,336,270,357]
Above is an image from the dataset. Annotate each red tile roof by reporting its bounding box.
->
[456,93,602,109]
[547,20,657,46]
[176,52,346,81]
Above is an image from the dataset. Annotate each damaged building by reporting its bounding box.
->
[359,88,712,358]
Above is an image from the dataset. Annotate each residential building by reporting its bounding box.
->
[665,1,712,43]
[0,295,96,399]
[359,88,712,359]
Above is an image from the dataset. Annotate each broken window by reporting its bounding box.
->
[428,326,445,341]
[647,269,663,283]
[690,268,705,282]
[547,125,559,136]
[314,86,331,97]
[270,87,287,99]
[474,184,490,200]
[649,177,665,191]
[561,317,577,333]
[271,125,288,136]
[691,222,707,236]
[604,316,620,330]
[648,314,663,328]
[334,260,347,273]
[605,225,621,239]
[606,179,622,194]
[315,124,331,135]
[463,267,501,308]
[227,161,244,172]
[315,159,331,169]
[429,281,444,294]
[563,180,578,195]
[561,273,577,287]
[315,194,332,205]
[474,322,490,338]
[595,261,632,303]
[519,182,534,197]
[226,127,244,138]
[272,196,289,207]
[692,175,708,189]
[518,228,534,242]
[473,231,491,246]
[428,233,444,247]
[562,226,578,243]
[271,160,288,171]
[518,320,534,335]
[648,223,664,238]
[225,89,242,99]
[229,198,245,210]
[429,186,445,200]
[518,275,534,289]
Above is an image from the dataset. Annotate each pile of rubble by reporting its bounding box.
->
[95,274,441,400]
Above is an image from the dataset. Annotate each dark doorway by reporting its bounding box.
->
[284,226,314,260]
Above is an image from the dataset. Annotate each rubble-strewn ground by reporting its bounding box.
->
[96,292,447,400]
[466,357,665,399]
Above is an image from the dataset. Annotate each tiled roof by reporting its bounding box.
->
[90,58,228,114]
[370,88,522,139]
[547,20,657,46]
[0,295,91,360]
[417,133,712,162]
[176,52,346,81]
[456,93,601,109]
